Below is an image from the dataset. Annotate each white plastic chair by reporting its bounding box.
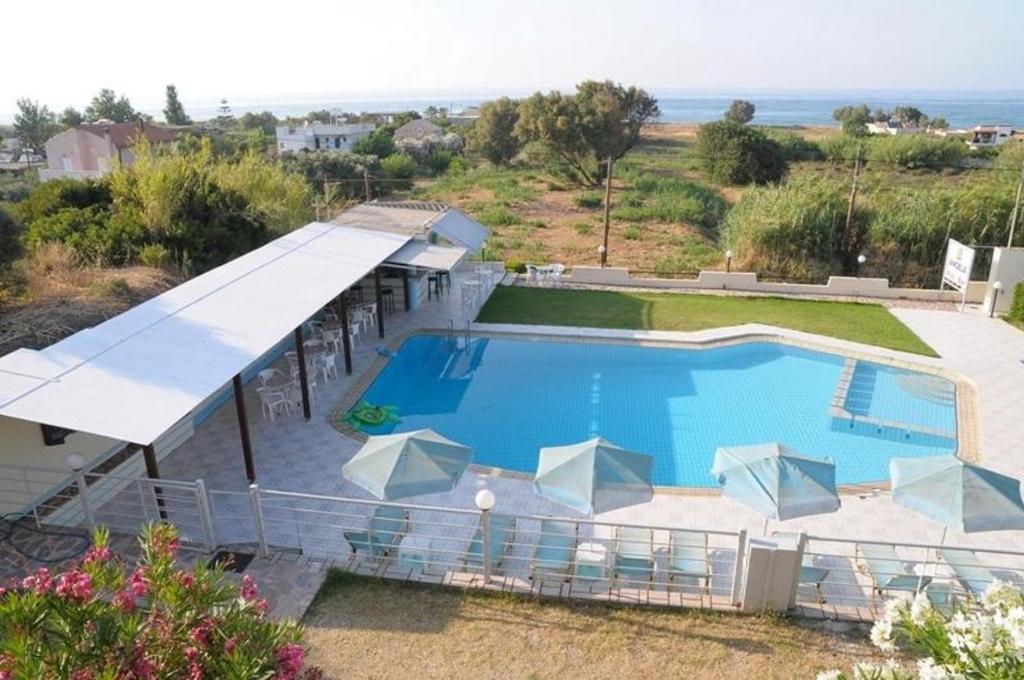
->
[321,328,343,354]
[258,368,284,386]
[319,352,338,381]
[257,387,290,420]
[362,303,378,332]
[549,263,565,287]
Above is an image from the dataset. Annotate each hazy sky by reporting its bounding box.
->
[4,0,1023,113]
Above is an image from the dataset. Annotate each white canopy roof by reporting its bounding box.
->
[385,241,468,271]
[431,210,489,251]
[0,222,409,445]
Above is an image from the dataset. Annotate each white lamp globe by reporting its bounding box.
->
[725,249,734,259]
[994,281,1004,291]
[475,489,496,511]
[66,452,86,469]
[857,254,867,265]
[597,245,606,254]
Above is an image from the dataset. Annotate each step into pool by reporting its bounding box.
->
[352,334,957,487]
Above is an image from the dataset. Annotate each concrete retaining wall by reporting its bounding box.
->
[568,266,989,303]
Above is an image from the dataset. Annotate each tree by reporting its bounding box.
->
[832,104,871,137]
[58,107,84,128]
[724,99,755,124]
[871,108,890,123]
[85,88,137,122]
[13,99,59,154]
[163,84,191,125]
[239,111,279,135]
[891,105,927,127]
[305,109,333,124]
[352,127,396,158]
[470,97,521,165]
[516,80,659,185]
[695,120,787,185]
[929,116,950,130]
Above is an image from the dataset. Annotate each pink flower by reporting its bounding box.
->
[275,644,305,679]
[223,637,237,654]
[0,653,12,680]
[129,568,148,597]
[177,571,195,588]
[240,574,259,600]
[185,646,200,662]
[83,545,111,565]
[55,570,93,601]
[188,662,204,680]
[22,567,53,594]
[72,669,95,680]
[112,589,136,612]
[131,651,155,679]
[189,620,211,646]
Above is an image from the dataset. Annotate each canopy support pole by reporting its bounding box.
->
[402,269,411,311]
[141,444,168,520]
[375,268,385,338]
[294,327,312,420]
[232,374,256,482]
[339,294,353,375]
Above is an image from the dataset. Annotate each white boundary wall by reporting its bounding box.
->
[568,267,989,303]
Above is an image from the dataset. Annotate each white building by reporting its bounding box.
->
[275,123,376,153]
[967,125,1014,150]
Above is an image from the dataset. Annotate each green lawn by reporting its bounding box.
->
[477,287,937,356]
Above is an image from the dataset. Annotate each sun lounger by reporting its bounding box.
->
[668,530,712,593]
[614,526,655,585]
[938,547,996,598]
[771,532,830,604]
[529,520,578,581]
[465,514,517,570]
[857,543,931,594]
[344,506,411,559]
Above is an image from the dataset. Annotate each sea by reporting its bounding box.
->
[169,89,1024,129]
[3,89,1022,129]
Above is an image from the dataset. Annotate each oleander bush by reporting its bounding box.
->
[1009,283,1024,323]
[819,582,1024,679]
[0,524,319,680]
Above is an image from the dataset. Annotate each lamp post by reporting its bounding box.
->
[725,249,733,274]
[990,281,1004,318]
[475,489,496,581]
[856,253,867,277]
[597,244,607,269]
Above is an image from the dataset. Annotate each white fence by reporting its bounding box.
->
[5,463,1024,620]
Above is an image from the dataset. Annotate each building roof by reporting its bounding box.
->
[332,202,489,250]
[0,223,409,445]
[276,123,375,139]
[393,119,443,141]
[76,122,180,149]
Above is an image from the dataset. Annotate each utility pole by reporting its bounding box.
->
[1008,162,1024,248]
[600,158,613,268]
[363,167,372,203]
[841,143,863,267]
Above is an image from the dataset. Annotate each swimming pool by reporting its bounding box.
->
[352,334,958,487]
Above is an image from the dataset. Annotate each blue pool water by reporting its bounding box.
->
[355,335,957,487]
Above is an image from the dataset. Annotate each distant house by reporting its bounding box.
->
[866,120,919,136]
[41,122,180,181]
[274,123,375,153]
[393,119,443,142]
[967,125,1014,150]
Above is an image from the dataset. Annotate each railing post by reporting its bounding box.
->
[791,531,808,609]
[731,529,747,606]
[74,469,95,530]
[195,479,216,552]
[474,489,496,582]
[249,483,270,558]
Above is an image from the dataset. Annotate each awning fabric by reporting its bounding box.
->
[0,222,409,445]
[430,210,489,251]
[385,241,468,271]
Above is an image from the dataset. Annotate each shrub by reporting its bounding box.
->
[866,135,965,169]
[352,127,396,158]
[0,205,22,264]
[381,153,417,189]
[138,243,170,268]
[573,191,603,208]
[822,582,1024,679]
[476,205,522,227]
[1009,282,1024,323]
[0,524,316,679]
[426,149,453,176]
[763,130,823,162]
[614,174,726,227]
[624,225,643,240]
[572,221,593,235]
[695,120,787,185]
[447,156,468,176]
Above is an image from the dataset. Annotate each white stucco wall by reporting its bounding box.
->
[986,247,1024,313]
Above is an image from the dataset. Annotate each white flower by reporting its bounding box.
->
[871,617,895,652]
[883,597,908,620]
[816,671,844,680]
[982,580,1022,612]
[910,590,933,625]
[916,657,960,680]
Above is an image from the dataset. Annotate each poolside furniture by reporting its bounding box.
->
[342,430,473,501]
[529,519,579,581]
[361,302,378,331]
[771,532,830,604]
[256,387,291,420]
[464,514,517,571]
[857,543,931,595]
[323,306,339,322]
[668,530,712,594]
[321,328,343,355]
[318,352,338,381]
[257,368,285,386]
[428,272,442,300]
[438,270,451,292]
[613,526,655,585]
[381,287,395,315]
[344,505,411,560]
[533,437,653,515]
[574,542,609,581]
[938,547,996,598]
[398,534,433,572]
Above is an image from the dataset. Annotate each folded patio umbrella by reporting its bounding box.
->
[711,443,840,531]
[342,429,473,501]
[533,437,654,515]
[890,456,1024,534]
